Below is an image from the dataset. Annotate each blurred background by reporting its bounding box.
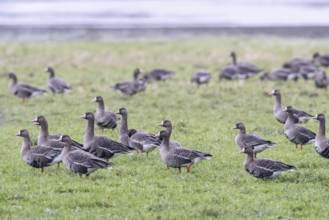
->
[1,0,329,42]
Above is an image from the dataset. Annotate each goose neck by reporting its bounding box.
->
[21,136,31,155]
[119,113,129,145]
[318,118,326,138]
[85,118,95,139]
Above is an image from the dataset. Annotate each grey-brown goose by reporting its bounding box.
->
[16,129,62,174]
[241,147,296,179]
[114,107,130,147]
[259,68,299,81]
[219,64,246,80]
[269,89,313,123]
[59,135,111,177]
[314,71,329,89]
[313,52,329,67]
[112,68,145,96]
[44,67,71,94]
[8,72,46,102]
[128,129,161,156]
[158,130,211,174]
[283,106,316,149]
[312,114,329,158]
[191,71,212,85]
[81,112,133,160]
[298,64,321,80]
[234,123,276,157]
[230,51,261,77]
[143,68,175,81]
[158,120,182,148]
[282,57,315,72]
[92,96,119,131]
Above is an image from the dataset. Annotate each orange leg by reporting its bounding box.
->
[178,167,182,174]
[186,163,193,173]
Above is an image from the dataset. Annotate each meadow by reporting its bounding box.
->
[0,36,329,219]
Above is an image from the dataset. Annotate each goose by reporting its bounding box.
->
[241,147,296,179]
[143,68,175,81]
[298,64,321,80]
[58,135,111,177]
[283,106,316,149]
[282,57,315,72]
[219,64,245,80]
[259,68,299,81]
[312,114,329,158]
[8,72,46,102]
[158,120,182,148]
[158,130,212,174]
[269,89,313,123]
[112,68,146,96]
[16,129,62,174]
[314,71,329,89]
[44,67,71,94]
[191,71,212,85]
[114,107,130,146]
[313,52,329,67]
[230,51,261,77]
[234,123,276,157]
[81,112,133,160]
[92,96,119,131]
[128,129,161,156]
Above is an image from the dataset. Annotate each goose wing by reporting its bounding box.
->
[67,150,110,169]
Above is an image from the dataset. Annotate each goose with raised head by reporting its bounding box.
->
[230,51,261,77]
[158,120,182,148]
[44,66,71,94]
[158,130,212,174]
[114,107,130,147]
[112,68,146,96]
[92,96,119,131]
[313,52,329,67]
[59,135,111,177]
[269,89,313,123]
[234,123,276,157]
[312,114,329,158]
[241,147,296,179]
[191,71,212,85]
[16,129,62,174]
[143,68,175,81]
[283,106,315,149]
[8,72,46,102]
[259,68,299,81]
[81,112,133,160]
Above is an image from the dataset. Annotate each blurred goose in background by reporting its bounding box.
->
[282,56,315,72]
[92,96,119,131]
[313,52,329,67]
[44,66,71,94]
[16,129,62,174]
[128,129,161,156]
[81,112,133,160]
[158,120,182,148]
[298,64,321,80]
[112,68,146,96]
[314,71,329,89]
[143,68,175,81]
[312,114,329,159]
[158,130,212,174]
[234,123,276,157]
[8,72,46,102]
[219,65,245,80]
[269,89,313,124]
[59,135,111,177]
[259,68,299,81]
[283,106,316,149]
[191,70,212,85]
[241,147,295,179]
[230,51,261,77]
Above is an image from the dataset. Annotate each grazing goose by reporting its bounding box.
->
[283,106,316,149]
[269,89,313,123]
[16,129,62,174]
[298,64,321,80]
[313,52,329,67]
[241,147,296,179]
[230,51,261,77]
[44,67,71,94]
[282,57,314,72]
[128,129,161,156]
[191,71,212,85]
[92,96,119,131]
[143,68,175,81]
[219,65,245,80]
[259,68,299,81]
[312,114,329,158]
[158,120,182,148]
[59,135,111,177]
[158,130,212,174]
[112,68,146,96]
[314,71,329,89]
[8,72,46,102]
[234,123,276,157]
[81,112,133,160]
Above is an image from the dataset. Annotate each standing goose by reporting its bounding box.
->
[282,57,314,72]
[234,123,276,157]
[114,107,130,147]
[44,67,71,94]
[158,130,212,174]
[314,71,329,89]
[8,72,46,103]
[112,68,145,96]
[219,64,246,80]
[81,112,133,160]
[143,68,175,81]
[92,96,119,131]
[241,147,296,179]
[269,89,313,123]
[313,52,329,67]
[16,129,62,174]
[259,68,299,81]
[191,71,212,86]
[230,51,261,77]
[59,135,111,177]
[128,129,161,156]
[312,114,329,158]
[158,120,182,148]
[283,106,316,149]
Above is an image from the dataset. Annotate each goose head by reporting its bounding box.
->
[158,120,172,128]
[16,129,29,137]
[92,96,103,103]
[115,107,127,116]
[234,122,245,130]
[240,147,253,154]
[58,134,71,143]
[128,129,138,137]
[31,115,46,126]
[80,112,95,120]
[313,113,325,121]
[268,89,280,96]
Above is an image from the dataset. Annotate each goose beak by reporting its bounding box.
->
[233,126,238,129]
[114,111,119,114]
[80,115,86,119]
[31,117,39,125]
[240,148,245,153]
[15,132,21,136]
[91,97,97,102]
[158,123,163,127]
[268,91,274,95]
[44,68,48,73]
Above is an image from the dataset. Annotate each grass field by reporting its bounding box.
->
[0,36,329,219]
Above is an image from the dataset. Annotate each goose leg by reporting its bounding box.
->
[186,163,193,173]
[57,162,60,169]
[79,174,82,178]
[300,145,303,150]
[41,167,44,175]
[178,167,181,174]
[295,144,299,149]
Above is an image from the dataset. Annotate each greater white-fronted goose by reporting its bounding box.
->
[158,120,181,148]
[81,112,133,160]
[314,71,329,89]
[128,129,161,156]
[313,52,329,67]
[44,67,71,94]
[16,129,62,174]
[312,114,329,158]
[59,135,111,177]
[283,106,316,149]
[8,72,46,103]
[92,96,119,131]
[219,65,246,80]
[112,68,146,96]
[158,130,212,174]
[143,68,175,81]
[298,64,321,80]
[259,68,299,81]
[269,89,313,123]
[241,147,296,179]
[234,123,276,157]
[191,71,212,85]
[282,57,314,72]
[230,51,261,77]
[114,107,130,147]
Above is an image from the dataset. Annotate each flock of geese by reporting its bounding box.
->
[7,51,329,179]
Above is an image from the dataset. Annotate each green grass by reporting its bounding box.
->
[0,36,329,219]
